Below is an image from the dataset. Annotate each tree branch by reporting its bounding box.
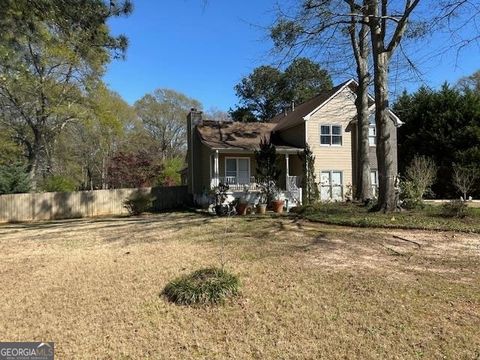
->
[386,0,421,54]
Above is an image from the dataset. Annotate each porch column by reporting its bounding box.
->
[285,153,290,190]
[214,150,219,187]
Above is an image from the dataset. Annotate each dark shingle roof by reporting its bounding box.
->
[196,121,302,151]
[272,80,353,131]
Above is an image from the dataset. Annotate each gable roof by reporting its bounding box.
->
[272,80,354,132]
[272,79,402,131]
[195,79,402,152]
[196,120,302,152]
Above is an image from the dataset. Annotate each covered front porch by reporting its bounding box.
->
[209,149,302,190]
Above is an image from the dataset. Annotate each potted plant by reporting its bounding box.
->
[256,202,267,214]
[271,188,284,213]
[235,197,247,215]
[256,186,268,214]
[212,183,230,216]
[236,185,250,216]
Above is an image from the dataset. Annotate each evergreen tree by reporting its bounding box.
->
[300,144,319,205]
[394,83,480,198]
[0,164,31,194]
[254,137,281,204]
[233,59,332,121]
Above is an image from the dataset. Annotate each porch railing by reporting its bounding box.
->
[215,176,259,191]
[287,175,302,190]
[211,175,303,192]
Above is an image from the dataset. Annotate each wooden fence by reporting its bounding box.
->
[0,186,190,223]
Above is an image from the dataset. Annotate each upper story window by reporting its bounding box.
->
[368,114,376,146]
[320,125,342,146]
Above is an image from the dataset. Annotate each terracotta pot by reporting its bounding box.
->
[271,200,285,213]
[256,203,267,214]
[236,202,248,215]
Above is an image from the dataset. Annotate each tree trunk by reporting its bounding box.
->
[27,129,43,191]
[28,151,40,191]
[87,166,94,190]
[365,0,420,212]
[101,157,107,189]
[372,52,396,212]
[348,0,372,203]
[354,60,372,201]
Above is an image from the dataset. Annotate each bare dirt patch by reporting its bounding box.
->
[0,213,479,359]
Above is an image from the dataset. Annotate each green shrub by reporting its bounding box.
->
[157,156,184,186]
[289,206,302,214]
[40,175,76,192]
[401,195,426,210]
[441,200,470,218]
[0,164,30,194]
[123,191,155,215]
[163,267,240,305]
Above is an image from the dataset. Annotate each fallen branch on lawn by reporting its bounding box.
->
[393,235,422,248]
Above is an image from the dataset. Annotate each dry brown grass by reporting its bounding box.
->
[0,212,479,359]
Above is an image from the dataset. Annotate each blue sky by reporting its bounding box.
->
[104,0,479,111]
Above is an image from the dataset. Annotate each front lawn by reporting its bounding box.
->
[0,213,479,359]
[295,202,480,233]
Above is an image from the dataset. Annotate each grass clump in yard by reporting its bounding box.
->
[163,267,240,305]
[441,199,471,218]
[294,201,480,233]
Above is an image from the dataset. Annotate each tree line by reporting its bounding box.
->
[0,1,203,194]
[395,72,480,199]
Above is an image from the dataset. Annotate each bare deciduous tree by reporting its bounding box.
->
[364,0,421,212]
[402,155,437,208]
[347,0,373,201]
[453,165,478,200]
[135,89,201,161]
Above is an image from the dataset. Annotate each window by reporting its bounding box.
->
[320,170,343,200]
[368,114,376,146]
[225,158,250,184]
[369,125,376,146]
[320,125,342,146]
[371,170,378,197]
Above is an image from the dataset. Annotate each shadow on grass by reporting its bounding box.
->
[0,209,205,234]
[236,219,339,261]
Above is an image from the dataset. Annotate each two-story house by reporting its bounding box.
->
[186,79,402,206]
